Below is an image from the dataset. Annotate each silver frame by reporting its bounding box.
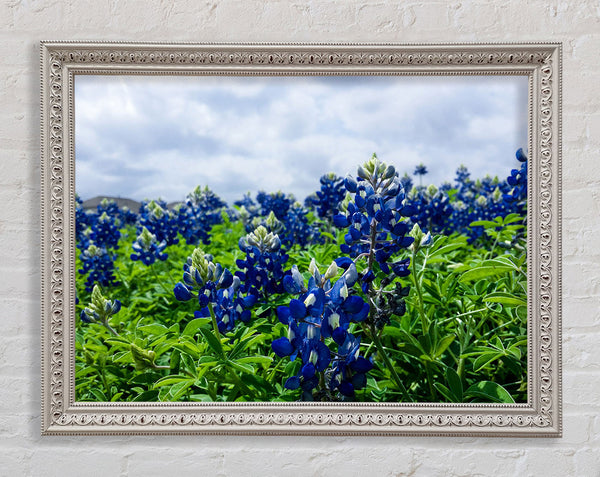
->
[41,42,562,436]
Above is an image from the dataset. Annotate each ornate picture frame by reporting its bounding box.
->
[41,42,561,436]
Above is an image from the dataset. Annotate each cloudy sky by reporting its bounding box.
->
[74,74,528,205]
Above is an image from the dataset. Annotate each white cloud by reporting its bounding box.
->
[75,75,528,204]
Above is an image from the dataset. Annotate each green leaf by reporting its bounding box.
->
[483,292,527,307]
[445,367,463,401]
[433,383,458,403]
[90,388,107,401]
[434,335,455,358]
[427,242,466,259]
[473,352,504,372]
[153,375,193,388]
[182,318,210,337]
[199,328,224,358]
[235,355,273,368]
[228,360,255,375]
[167,380,194,400]
[459,265,514,283]
[465,381,515,403]
[469,220,501,229]
[131,390,159,402]
[138,324,169,335]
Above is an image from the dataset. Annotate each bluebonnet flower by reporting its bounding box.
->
[119,206,138,226]
[414,163,428,187]
[235,225,288,301]
[503,148,528,209]
[446,150,527,243]
[196,276,257,333]
[173,248,255,333]
[175,186,227,245]
[80,284,121,326]
[272,259,372,400]
[303,192,318,213]
[455,164,471,184]
[281,202,321,249]
[96,198,120,217]
[76,195,93,245]
[333,154,415,289]
[414,163,428,176]
[234,193,261,221]
[90,212,121,249]
[257,191,294,220]
[406,184,453,235]
[138,200,179,246]
[312,173,346,223]
[329,334,373,397]
[173,248,233,305]
[245,210,284,235]
[130,227,168,265]
[399,173,413,192]
[78,244,118,292]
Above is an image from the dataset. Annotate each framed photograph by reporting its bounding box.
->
[41,42,562,435]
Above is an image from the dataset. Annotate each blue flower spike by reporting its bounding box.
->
[130,226,168,266]
[79,284,121,336]
[174,248,254,333]
[271,260,373,400]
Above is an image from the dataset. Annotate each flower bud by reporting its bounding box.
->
[492,186,502,202]
[308,258,318,276]
[426,184,438,197]
[324,261,338,280]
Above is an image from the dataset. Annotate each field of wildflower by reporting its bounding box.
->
[75,149,528,403]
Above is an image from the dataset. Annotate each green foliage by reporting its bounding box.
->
[75,212,527,403]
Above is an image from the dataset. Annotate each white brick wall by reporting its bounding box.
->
[1,1,598,476]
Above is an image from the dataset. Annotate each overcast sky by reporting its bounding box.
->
[75,74,528,205]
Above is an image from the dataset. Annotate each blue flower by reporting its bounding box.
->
[332,154,415,286]
[138,200,179,246]
[174,248,254,333]
[329,334,373,397]
[235,225,288,302]
[90,211,121,249]
[256,190,295,220]
[80,284,121,324]
[406,184,453,235]
[130,227,168,265]
[414,163,428,176]
[281,203,321,249]
[312,173,346,223]
[272,260,372,399]
[78,244,118,292]
[175,186,227,245]
[195,277,257,333]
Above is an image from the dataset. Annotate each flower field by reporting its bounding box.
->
[75,150,528,403]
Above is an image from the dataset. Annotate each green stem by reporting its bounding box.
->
[228,368,255,400]
[411,248,429,334]
[425,362,437,400]
[99,365,112,400]
[457,357,465,382]
[150,264,173,296]
[486,233,500,259]
[411,247,437,400]
[371,326,412,402]
[207,302,254,399]
[207,302,225,359]
[102,321,120,337]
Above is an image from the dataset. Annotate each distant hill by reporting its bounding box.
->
[81,196,141,212]
[81,196,184,212]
